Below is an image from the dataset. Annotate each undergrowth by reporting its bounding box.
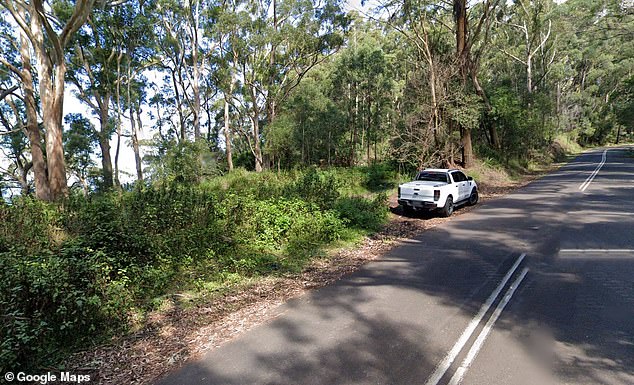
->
[0,167,390,372]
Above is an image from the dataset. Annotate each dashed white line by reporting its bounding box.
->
[579,149,607,192]
[423,253,526,385]
[448,267,530,385]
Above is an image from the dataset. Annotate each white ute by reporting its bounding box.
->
[398,169,478,217]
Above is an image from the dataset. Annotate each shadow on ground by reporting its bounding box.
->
[156,148,634,385]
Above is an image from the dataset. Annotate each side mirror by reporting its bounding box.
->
[467,176,473,181]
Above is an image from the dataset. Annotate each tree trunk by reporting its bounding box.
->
[3,0,95,200]
[18,16,50,201]
[32,20,68,200]
[454,0,474,168]
[527,55,533,94]
[191,1,202,141]
[472,71,500,149]
[130,105,143,182]
[171,69,186,141]
[98,105,114,188]
[252,109,263,172]
[267,0,278,127]
[224,88,234,171]
[114,53,123,187]
[98,133,114,187]
[39,59,68,200]
[455,0,467,57]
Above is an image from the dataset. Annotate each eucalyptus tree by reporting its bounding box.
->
[154,0,215,142]
[452,0,502,167]
[66,0,157,186]
[329,24,396,165]
[494,0,556,95]
[212,0,243,171]
[67,4,119,188]
[379,0,500,167]
[0,9,49,199]
[549,0,634,144]
[0,0,99,200]
[229,0,348,171]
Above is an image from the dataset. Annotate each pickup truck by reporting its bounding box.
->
[397,169,478,217]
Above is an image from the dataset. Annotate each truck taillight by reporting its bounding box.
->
[433,190,440,201]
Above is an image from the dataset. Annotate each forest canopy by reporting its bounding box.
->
[0,0,632,197]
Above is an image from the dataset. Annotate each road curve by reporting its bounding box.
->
[156,146,634,385]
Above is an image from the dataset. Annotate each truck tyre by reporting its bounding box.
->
[403,205,414,215]
[441,196,454,217]
[468,188,479,206]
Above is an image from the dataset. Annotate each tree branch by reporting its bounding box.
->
[0,85,19,101]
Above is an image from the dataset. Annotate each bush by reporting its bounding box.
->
[335,194,389,231]
[364,163,397,191]
[0,248,107,372]
[0,167,390,372]
[0,198,62,253]
[292,167,340,209]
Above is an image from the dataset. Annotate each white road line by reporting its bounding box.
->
[423,253,526,385]
[448,267,530,385]
[579,149,607,192]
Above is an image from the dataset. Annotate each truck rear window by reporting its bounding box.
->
[416,172,448,183]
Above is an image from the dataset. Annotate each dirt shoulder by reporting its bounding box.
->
[64,167,551,385]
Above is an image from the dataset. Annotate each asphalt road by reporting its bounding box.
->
[157,146,634,385]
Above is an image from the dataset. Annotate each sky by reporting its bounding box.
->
[60,0,378,185]
[1,0,376,193]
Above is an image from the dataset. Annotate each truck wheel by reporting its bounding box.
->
[441,196,454,217]
[468,189,479,206]
[403,205,414,215]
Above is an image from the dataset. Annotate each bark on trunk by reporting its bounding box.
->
[31,9,68,200]
[130,106,143,182]
[98,105,114,188]
[40,59,68,200]
[224,91,234,171]
[455,0,474,168]
[18,17,50,200]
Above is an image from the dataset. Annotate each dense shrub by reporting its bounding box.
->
[292,167,340,209]
[0,167,394,372]
[335,194,389,231]
[364,163,397,191]
[0,244,109,373]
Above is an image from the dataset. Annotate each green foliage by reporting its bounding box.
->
[292,167,340,209]
[364,163,397,191]
[335,194,388,231]
[0,198,62,253]
[145,140,221,184]
[0,167,391,371]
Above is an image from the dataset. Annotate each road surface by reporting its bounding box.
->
[157,146,634,385]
